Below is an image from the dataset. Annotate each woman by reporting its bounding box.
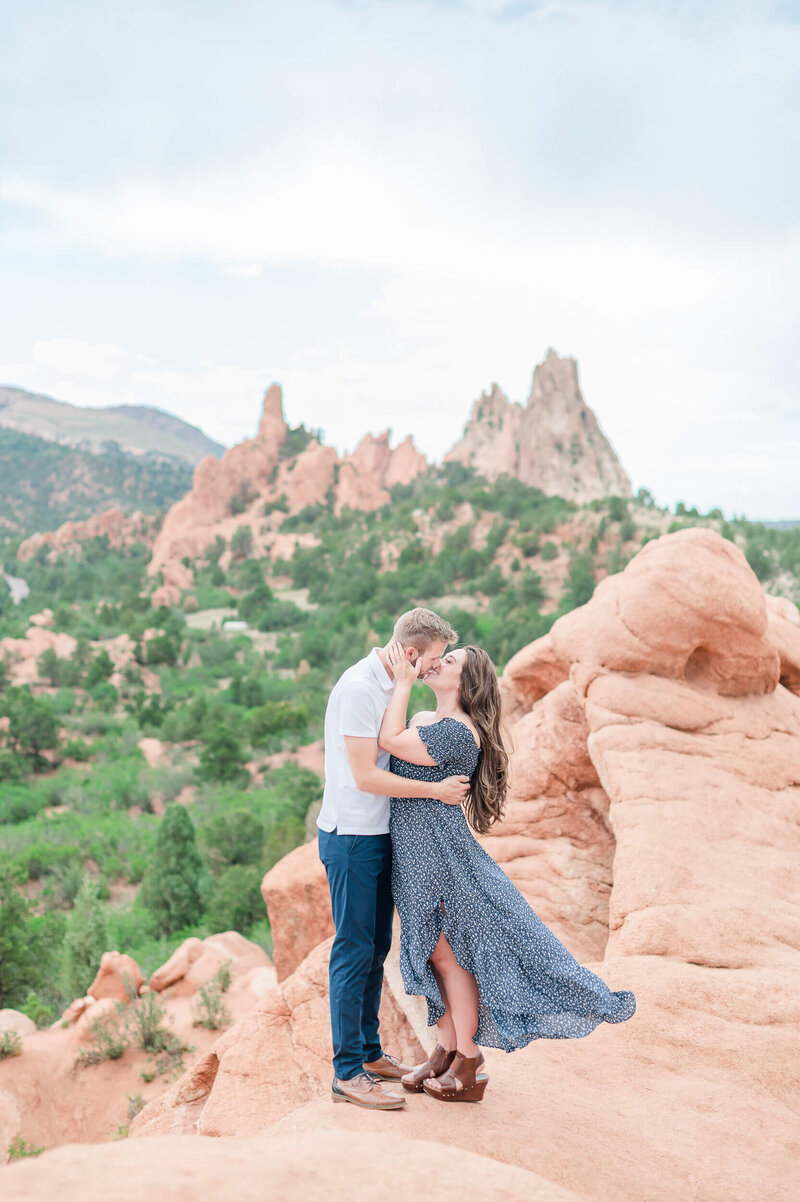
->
[379,642,635,1103]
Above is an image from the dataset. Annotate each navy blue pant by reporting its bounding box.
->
[318,828,394,1081]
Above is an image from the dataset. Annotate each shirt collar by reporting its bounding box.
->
[368,647,395,692]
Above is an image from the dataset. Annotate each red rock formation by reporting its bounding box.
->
[86,952,144,1004]
[146,389,428,601]
[130,936,425,1139]
[148,385,289,594]
[445,350,631,503]
[260,842,333,982]
[17,509,157,563]
[149,932,269,998]
[0,627,78,686]
[0,935,273,1158]
[3,1130,582,1201]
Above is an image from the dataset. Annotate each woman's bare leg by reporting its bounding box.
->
[429,960,456,1051]
[428,931,480,1056]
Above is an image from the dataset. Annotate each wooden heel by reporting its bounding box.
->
[421,1051,489,1103]
[401,1044,456,1094]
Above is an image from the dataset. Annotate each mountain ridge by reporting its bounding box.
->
[0,386,225,465]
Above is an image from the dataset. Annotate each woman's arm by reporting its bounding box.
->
[378,644,437,766]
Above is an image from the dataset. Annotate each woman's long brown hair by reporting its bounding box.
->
[458,646,508,833]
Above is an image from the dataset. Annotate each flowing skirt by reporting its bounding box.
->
[390,797,636,1051]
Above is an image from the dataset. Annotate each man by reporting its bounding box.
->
[317,608,469,1111]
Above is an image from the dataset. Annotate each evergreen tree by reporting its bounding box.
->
[62,875,108,1000]
[0,875,66,1009]
[197,725,248,783]
[140,804,204,935]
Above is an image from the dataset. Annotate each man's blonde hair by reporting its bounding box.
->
[393,607,458,650]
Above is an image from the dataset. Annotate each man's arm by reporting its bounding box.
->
[344,736,468,806]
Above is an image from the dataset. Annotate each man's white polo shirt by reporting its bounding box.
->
[317,648,396,835]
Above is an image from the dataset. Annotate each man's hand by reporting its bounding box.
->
[434,775,471,806]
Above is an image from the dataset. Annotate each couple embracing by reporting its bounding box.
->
[317,608,635,1110]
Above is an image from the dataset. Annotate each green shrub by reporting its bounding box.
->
[540,541,558,561]
[127,990,174,1052]
[7,1135,45,1160]
[20,990,57,1028]
[249,701,308,745]
[0,1029,22,1058]
[76,1005,129,1065]
[84,649,115,687]
[205,864,265,934]
[192,979,231,1030]
[145,634,179,666]
[201,811,265,874]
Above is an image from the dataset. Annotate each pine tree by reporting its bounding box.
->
[63,875,108,1000]
[140,804,204,935]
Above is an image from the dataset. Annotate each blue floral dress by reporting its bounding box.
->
[390,716,636,1051]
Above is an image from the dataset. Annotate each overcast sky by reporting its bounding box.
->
[1,0,798,519]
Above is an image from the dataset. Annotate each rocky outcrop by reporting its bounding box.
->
[86,952,144,1003]
[336,431,428,514]
[17,509,157,563]
[261,842,333,981]
[0,935,273,1159]
[147,389,428,603]
[130,936,425,1139]
[149,932,270,997]
[147,386,289,594]
[3,1130,584,1202]
[445,350,631,503]
[0,626,78,686]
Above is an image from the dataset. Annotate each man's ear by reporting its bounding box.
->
[405,645,418,662]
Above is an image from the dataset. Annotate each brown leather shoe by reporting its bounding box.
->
[401,1044,456,1093]
[332,1072,406,1109]
[362,1052,412,1080]
[422,1051,489,1103]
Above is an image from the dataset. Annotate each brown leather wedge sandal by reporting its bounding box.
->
[422,1051,489,1103]
[401,1044,456,1094]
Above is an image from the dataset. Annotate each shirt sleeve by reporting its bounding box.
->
[338,682,381,739]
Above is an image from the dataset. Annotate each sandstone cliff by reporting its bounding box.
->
[445,349,631,503]
[147,387,427,604]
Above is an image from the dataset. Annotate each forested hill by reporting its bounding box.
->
[0,386,224,463]
[0,427,194,536]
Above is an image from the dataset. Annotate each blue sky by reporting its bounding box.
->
[1,0,798,518]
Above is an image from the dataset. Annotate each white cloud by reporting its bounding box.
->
[221,263,264,278]
[32,337,127,380]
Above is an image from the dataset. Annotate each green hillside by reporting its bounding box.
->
[0,386,225,464]
[0,427,194,536]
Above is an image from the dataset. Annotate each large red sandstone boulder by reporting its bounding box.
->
[482,679,614,962]
[2,1129,583,1200]
[87,952,144,1003]
[261,840,333,981]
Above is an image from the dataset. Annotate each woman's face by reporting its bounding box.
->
[423,647,467,692]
